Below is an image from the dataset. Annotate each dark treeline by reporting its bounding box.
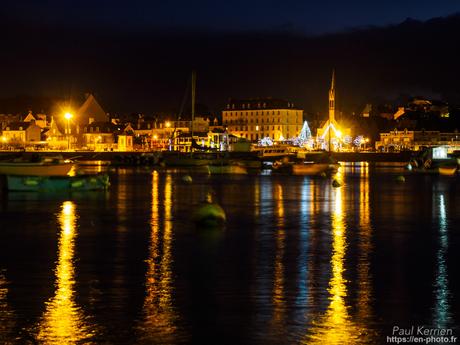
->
[1,13,460,117]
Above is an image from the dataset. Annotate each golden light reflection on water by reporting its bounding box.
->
[0,270,15,339]
[272,183,286,324]
[357,163,373,322]
[37,201,94,344]
[140,172,177,341]
[254,178,260,218]
[304,187,361,344]
[117,168,128,224]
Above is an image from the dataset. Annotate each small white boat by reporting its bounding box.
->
[252,147,291,159]
[0,157,73,176]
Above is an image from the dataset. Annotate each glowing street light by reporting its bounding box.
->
[64,112,73,150]
[1,136,7,148]
[165,121,171,128]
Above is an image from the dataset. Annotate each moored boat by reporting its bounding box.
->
[291,162,340,175]
[252,147,292,160]
[0,157,73,176]
[408,146,459,175]
[6,173,110,192]
[207,164,247,175]
[438,165,458,176]
[272,153,340,176]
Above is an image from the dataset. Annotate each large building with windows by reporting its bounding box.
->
[375,130,460,152]
[222,98,303,142]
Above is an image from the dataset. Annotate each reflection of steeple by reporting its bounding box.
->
[304,187,369,344]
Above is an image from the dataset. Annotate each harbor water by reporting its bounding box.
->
[0,163,459,344]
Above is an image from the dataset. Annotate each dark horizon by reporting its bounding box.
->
[3,0,460,35]
[2,10,460,117]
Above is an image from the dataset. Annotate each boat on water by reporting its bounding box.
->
[163,155,212,167]
[252,146,292,160]
[291,161,340,175]
[272,154,340,176]
[0,156,73,176]
[207,164,247,175]
[6,173,110,192]
[438,165,458,176]
[408,146,458,175]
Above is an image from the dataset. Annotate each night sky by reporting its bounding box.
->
[2,1,460,116]
[4,0,460,34]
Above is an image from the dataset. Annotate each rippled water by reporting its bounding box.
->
[0,163,459,344]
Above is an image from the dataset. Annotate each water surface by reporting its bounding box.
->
[0,163,459,344]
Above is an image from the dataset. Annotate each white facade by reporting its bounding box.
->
[222,99,303,141]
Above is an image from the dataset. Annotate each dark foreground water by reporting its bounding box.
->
[0,163,459,344]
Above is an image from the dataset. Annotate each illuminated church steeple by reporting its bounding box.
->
[316,69,350,151]
[329,69,335,124]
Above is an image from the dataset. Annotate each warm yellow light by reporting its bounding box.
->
[1,136,7,143]
[165,121,171,128]
[365,138,370,143]
[336,131,342,138]
[64,112,73,120]
[256,125,259,131]
[153,134,158,140]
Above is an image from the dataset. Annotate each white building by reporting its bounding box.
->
[222,98,303,142]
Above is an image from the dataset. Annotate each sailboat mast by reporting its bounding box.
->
[191,70,196,142]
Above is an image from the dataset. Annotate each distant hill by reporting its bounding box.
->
[1,13,459,116]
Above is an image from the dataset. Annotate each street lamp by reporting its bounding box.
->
[64,112,73,150]
[1,136,7,149]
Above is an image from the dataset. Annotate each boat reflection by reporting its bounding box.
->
[138,171,178,342]
[36,201,95,344]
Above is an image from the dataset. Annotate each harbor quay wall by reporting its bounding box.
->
[0,150,413,163]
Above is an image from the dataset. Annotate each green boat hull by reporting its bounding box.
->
[6,174,110,192]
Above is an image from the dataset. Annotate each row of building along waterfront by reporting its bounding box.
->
[1,76,459,152]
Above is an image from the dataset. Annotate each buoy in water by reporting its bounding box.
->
[332,179,342,188]
[182,175,193,183]
[193,203,226,227]
[396,175,406,183]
